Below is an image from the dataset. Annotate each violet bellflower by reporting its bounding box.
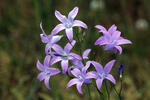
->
[37,55,61,89]
[95,24,132,54]
[67,61,92,94]
[40,22,63,54]
[86,60,116,90]
[50,40,82,74]
[68,49,91,75]
[52,7,88,42]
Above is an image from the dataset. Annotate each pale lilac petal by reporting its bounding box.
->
[73,20,87,29]
[49,68,61,76]
[95,36,109,45]
[37,72,45,81]
[52,24,65,35]
[65,28,73,42]
[44,77,51,89]
[71,68,81,77]
[45,43,52,54]
[61,60,68,74]
[68,7,79,19]
[96,79,103,90]
[117,38,132,45]
[40,22,46,36]
[51,35,63,44]
[67,66,74,75]
[37,60,44,71]
[112,31,121,40]
[104,60,116,74]
[82,49,91,59]
[86,71,97,79]
[70,53,82,60]
[52,44,64,54]
[40,34,49,43]
[105,74,116,84]
[91,61,103,72]
[105,44,115,50]
[115,46,122,54]
[51,57,61,65]
[64,40,76,53]
[76,82,83,94]
[95,25,107,33]
[113,47,117,54]
[67,78,79,88]
[44,55,51,67]
[72,59,84,67]
[55,10,66,22]
[82,61,92,74]
[108,24,117,35]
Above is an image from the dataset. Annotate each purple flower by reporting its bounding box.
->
[118,64,124,78]
[67,61,92,94]
[51,40,82,74]
[86,60,116,90]
[95,24,132,54]
[40,22,63,54]
[36,55,61,89]
[52,7,88,42]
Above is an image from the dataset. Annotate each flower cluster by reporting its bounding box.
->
[36,6,132,94]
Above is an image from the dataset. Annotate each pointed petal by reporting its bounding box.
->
[96,79,103,90]
[52,44,64,54]
[108,24,117,35]
[51,35,63,44]
[115,46,122,54]
[52,24,65,35]
[82,61,92,74]
[44,55,51,67]
[95,36,109,45]
[40,22,47,36]
[73,20,87,29]
[37,60,44,71]
[37,72,45,81]
[44,77,51,89]
[67,78,79,88]
[49,68,61,76]
[117,38,132,45]
[105,74,116,84]
[82,49,91,59]
[86,71,97,79]
[91,61,103,73]
[76,82,83,94]
[104,60,116,74]
[64,40,76,53]
[70,53,82,60]
[71,68,81,77]
[51,57,61,65]
[68,7,79,19]
[67,66,74,75]
[61,60,68,74]
[40,34,49,43]
[65,28,73,42]
[45,43,52,54]
[95,25,107,33]
[55,10,66,22]
[112,31,121,40]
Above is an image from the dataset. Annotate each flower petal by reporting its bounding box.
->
[37,72,45,81]
[105,74,116,84]
[67,78,79,88]
[64,40,76,53]
[95,25,107,33]
[67,66,74,75]
[45,43,52,55]
[52,24,65,35]
[108,24,117,35]
[82,61,92,74]
[68,7,79,19]
[44,55,51,67]
[52,44,64,54]
[51,57,61,65]
[111,31,121,40]
[71,68,81,77]
[70,53,82,60]
[115,46,122,54]
[91,61,103,73]
[65,28,73,42]
[55,10,66,22]
[51,35,63,44]
[37,60,44,71]
[40,34,49,43]
[73,20,87,29]
[40,22,47,36]
[61,60,68,74]
[96,79,103,90]
[117,38,132,45]
[95,36,109,45]
[104,60,116,74]
[76,82,83,94]
[44,77,51,89]
[49,68,61,76]
[86,71,97,79]
[82,49,91,59]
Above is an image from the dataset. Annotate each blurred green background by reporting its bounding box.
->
[0,0,150,100]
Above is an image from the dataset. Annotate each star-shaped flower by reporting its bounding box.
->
[52,7,88,42]
[86,60,116,90]
[40,22,63,54]
[95,24,132,54]
[67,61,92,94]
[37,55,61,89]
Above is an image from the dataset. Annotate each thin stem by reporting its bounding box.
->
[87,85,92,100]
[119,79,123,100]
[105,82,110,100]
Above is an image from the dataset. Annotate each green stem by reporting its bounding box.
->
[87,85,92,100]
[119,79,123,100]
[105,82,110,100]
